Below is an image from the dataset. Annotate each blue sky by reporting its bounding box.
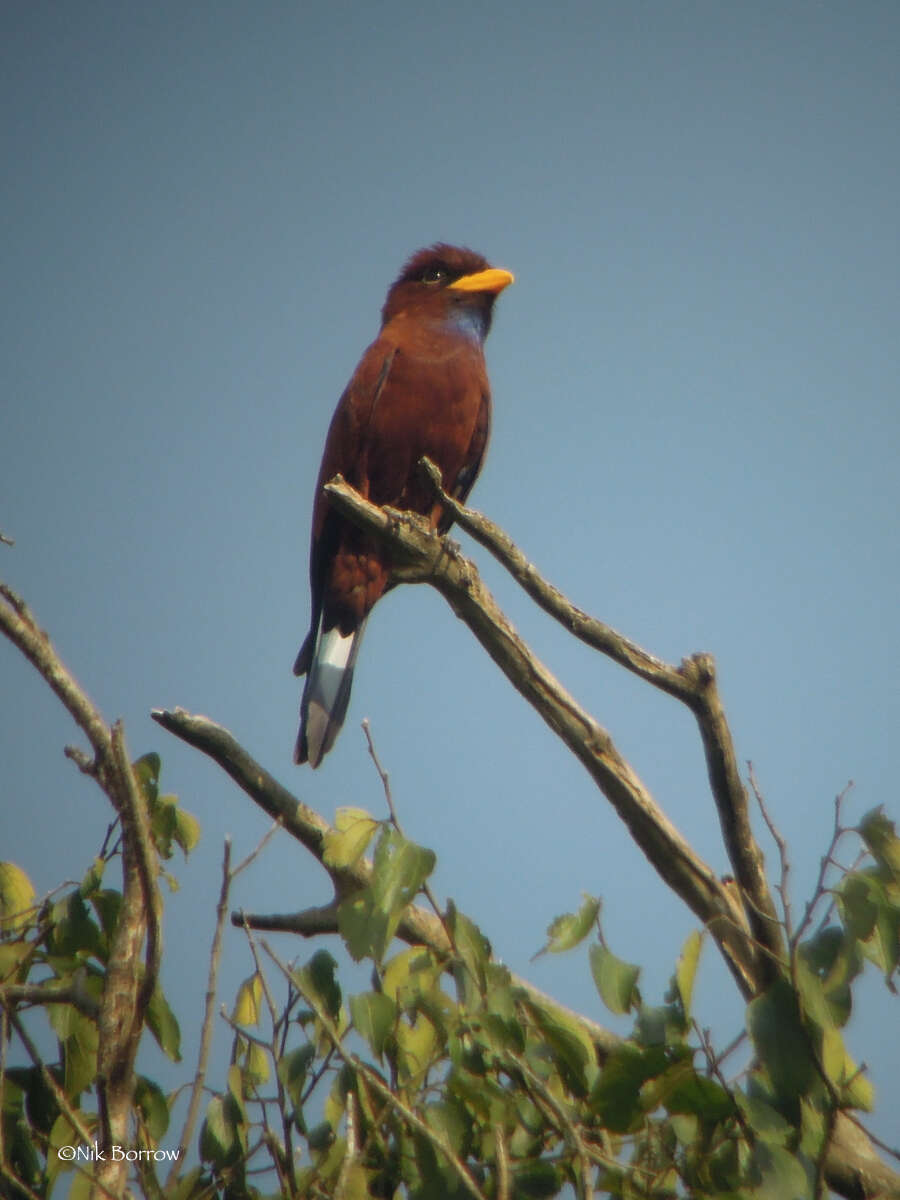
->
[2,0,898,1163]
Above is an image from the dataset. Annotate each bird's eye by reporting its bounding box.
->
[421,265,448,285]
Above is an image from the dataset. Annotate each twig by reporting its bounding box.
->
[814,847,868,939]
[167,837,233,1183]
[361,718,461,960]
[237,911,297,1194]
[167,821,280,1187]
[792,784,854,951]
[748,763,792,938]
[692,1021,752,1142]
[361,718,399,826]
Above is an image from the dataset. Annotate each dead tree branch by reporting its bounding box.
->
[322,478,761,998]
[0,583,161,1200]
[418,457,784,980]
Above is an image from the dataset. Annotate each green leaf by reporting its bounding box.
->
[301,948,342,1020]
[793,955,835,1033]
[323,807,379,868]
[735,1091,792,1145]
[173,805,201,856]
[535,894,600,956]
[79,857,105,898]
[511,1159,562,1197]
[663,1069,733,1122]
[149,793,179,859]
[200,1094,242,1166]
[482,1010,526,1056]
[0,939,31,981]
[674,929,703,1016]
[669,1112,699,1146]
[839,869,900,978]
[17,1065,62,1136]
[166,1167,206,1200]
[244,1039,270,1086]
[525,1001,596,1098]
[339,831,435,964]
[447,905,492,1002]
[799,925,861,1027]
[748,1140,814,1199]
[589,944,641,1015]
[306,1119,336,1153]
[0,861,35,933]
[590,1043,669,1133]
[336,1162,370,1200]
[50,892,103,959]
[90,888,123,942]
[635,1002,686,1047]
[134,1075,170,1142]
[132,752,161,805]
[820,1025,874,1111]
[396,1010,440,1083]
[2,1102,43,1194]
[46,1110,93,1184]
[839,871,879,940]
[63,1010,99,1097]
[68,1169,96,1200]
[747,977,816,1103]
[424,1098,469,1155]
[232,972,263,1026]
[350,990,396,1058]
[146,982,182,1061]
[371,829,435,915]
[859,807,900,883]
[381,946,442,1006]
[338,891,390,962]
[278,1043,315,1111]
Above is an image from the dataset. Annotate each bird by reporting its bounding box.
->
[294,243,514,767]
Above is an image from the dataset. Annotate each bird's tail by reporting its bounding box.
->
[294,619,367,767]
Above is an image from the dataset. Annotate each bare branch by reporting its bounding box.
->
[1,583,113,762]
[0,982,100,1020]
[153,706,621,1058]
[151,706,451,949]
[417,459,785,981]
[322,477,761,997]
[1,582,162,1199]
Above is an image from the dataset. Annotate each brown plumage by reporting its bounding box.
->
[294,244,514,766]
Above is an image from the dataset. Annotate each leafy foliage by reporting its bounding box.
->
[0,755,192,1196]
[1,755,898,1198]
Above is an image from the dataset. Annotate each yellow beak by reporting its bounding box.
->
[448,267,515,295]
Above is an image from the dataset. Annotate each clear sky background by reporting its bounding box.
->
[2,0,899,1168]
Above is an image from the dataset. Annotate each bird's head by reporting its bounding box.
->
[380,243,514,341]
